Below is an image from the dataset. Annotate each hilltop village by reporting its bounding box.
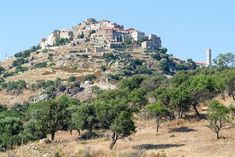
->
[40,18,161,52]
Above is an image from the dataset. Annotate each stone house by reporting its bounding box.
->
[60,29,74,41]
[148,34,161,47]
[141,34,161,50]
[141,41,156,50]
[131,30,145,41]
[40,30,74,49]
[90,29,124,43]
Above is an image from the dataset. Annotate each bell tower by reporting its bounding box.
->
[206,48,212,67]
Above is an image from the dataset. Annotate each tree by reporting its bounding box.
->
[0,114,24,150]
[72,103,97,133]
[54,37,70,46]
[186,59,197,70]
[66,98,81,134]
[151,52,161,61]
[188,75,219,117]
[226,76,235,100]
[30,96,71,141]
[109,111,136,149]
[168,85,191,118]
[214,53,235,68]
[119,76,144,91]
[146,103,171,133]
[208,100,231,139]
[123,36,133,46]
[128,88,147,110]
[158,59,171,75]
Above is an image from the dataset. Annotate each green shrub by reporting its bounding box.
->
[54,37,70,46]
[3,72,15,78]
[12,58,28,67]
[0,80,27,94]
[102,53,117,62]
[15,65,28,73]
[33,62,47,69]
[84,74,96,81]
[14,45,41,58]
[0,66,6,74]
[69,75,77,82]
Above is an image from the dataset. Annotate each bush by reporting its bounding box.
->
[3,72,15,78]
[31,80,54,90]
[102,53,117,62]
[0,111,25,150]
[33,62,47,69]
[68,75,77,82]
[15,65,28,73]
[0,80,27,94]
[100,65,107,72]
[54,37,70,46]
[0,66,6,74]
[151,53,161,61]
[84,74,96,81]
[12,58,28,67]
[91,86,102,94]
[14,45,41,58]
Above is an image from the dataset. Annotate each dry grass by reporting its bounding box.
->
[0,90,38,106]
[1,118,235,157]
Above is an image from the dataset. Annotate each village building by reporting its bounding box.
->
[59,29,74,40]
[40,30,74,49]
[141,34,161,50]
[131,30,145,41]
[39,18,162,52]
[90,29,124,43]
[148,34,161,46]
[141,41,157,50]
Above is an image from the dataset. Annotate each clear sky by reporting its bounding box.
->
[0,0,235,62]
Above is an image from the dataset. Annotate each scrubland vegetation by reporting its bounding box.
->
[0,47,235,157]
[1,64,235,152]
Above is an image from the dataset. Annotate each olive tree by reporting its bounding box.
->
[208,100,231,139]
[109,111,136,149]
[30,96,71,141]
[146,103,171,133]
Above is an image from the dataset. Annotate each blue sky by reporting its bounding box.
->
[0,0,235,62]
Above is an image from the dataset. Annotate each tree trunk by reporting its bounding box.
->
[193,105,200,118]
[78,129,81,135]
[51,132,55,141]
[109,139,117,149]
[156,118,161,133]
[110,132,117,149]
[216,131,220,139]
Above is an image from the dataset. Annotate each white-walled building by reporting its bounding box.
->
[131,30,145,41]
[40,30,73,49]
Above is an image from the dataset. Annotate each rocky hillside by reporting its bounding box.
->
[0,19,197,106]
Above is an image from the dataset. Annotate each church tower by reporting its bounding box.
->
[206,48,212,67]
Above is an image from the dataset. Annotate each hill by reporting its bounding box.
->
[0,18,196,106]
[1,19,235,157]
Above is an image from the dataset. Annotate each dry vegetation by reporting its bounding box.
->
[1,118,235,157]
